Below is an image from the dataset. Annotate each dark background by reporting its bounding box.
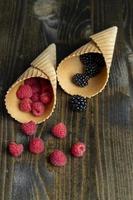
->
[0,0,133,200]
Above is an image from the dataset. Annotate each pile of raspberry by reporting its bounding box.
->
[8,121,86,167]
[16,77,53,117]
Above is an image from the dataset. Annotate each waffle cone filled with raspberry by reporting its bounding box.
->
[57,26,118,98]
[5,44,57,124]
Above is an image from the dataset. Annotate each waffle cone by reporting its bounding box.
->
[57,26,118,98]
[5,44,57,124]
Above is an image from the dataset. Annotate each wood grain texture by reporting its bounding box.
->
[0,0,133,200]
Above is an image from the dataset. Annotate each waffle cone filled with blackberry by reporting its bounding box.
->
[57,26,118,98]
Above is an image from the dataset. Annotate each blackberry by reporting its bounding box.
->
[85,64,101,78]
[80,53,105,78]
[72,73,88,87]
[80,53,96,66]
[94,53,105,67]
[69,95,87,112]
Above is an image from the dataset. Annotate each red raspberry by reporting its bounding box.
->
[8,142,24,157]
[49,150,67,167]
[39,78,50,87]
[16,84,32,99]
[32,102,45,116]
[41,85,52,94]
[19,98,32,112]
[25,77,41,94]
[31,83,41,94]
[40,78,52,93]
[21,121,37,136]
[24,77,38,86]
[51,122,67,139]
[40,92,52,104]
[31,93,40,102]
[29,138,45,154]
[71,142,86,157]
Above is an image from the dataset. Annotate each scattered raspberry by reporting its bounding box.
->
[8,142,24,157]
[71,142,86,157]
[31,93,40,102]
[51,122,67,139]
[40,92,52,104]
[49,150,67,167]
[16,84,32,99]
[29,138,45,154]
[24,77,38,87]
[21,121,37,136]
[32,102,45,116]
[19,98,32,112]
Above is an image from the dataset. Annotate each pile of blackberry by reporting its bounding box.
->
[70,53,105,112]
[72,53,105,87]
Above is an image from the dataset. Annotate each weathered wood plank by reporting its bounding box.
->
[93,0,133,200]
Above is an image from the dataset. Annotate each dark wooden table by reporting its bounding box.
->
[0,0,133,200]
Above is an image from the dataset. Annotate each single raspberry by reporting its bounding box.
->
[71,142,86,157]
[49,150,67,167]
[40,92,52,104]
[8,142,24,157]
[51,122,67,139]
[19,98,32,112]
[24,77,38,87]
[31,102,45,116]
[40,78,52,93]
[41,85,53,94]
[31,83,41,94]
[24,77,41,94]
[29,138,45,154]
[21,121,37,136]
[16,84,32,99]
[31,93,40,102]
[39,78,50,88]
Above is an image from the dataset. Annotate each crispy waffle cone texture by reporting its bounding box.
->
[57,26,118,98]
[5,44,57,124]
